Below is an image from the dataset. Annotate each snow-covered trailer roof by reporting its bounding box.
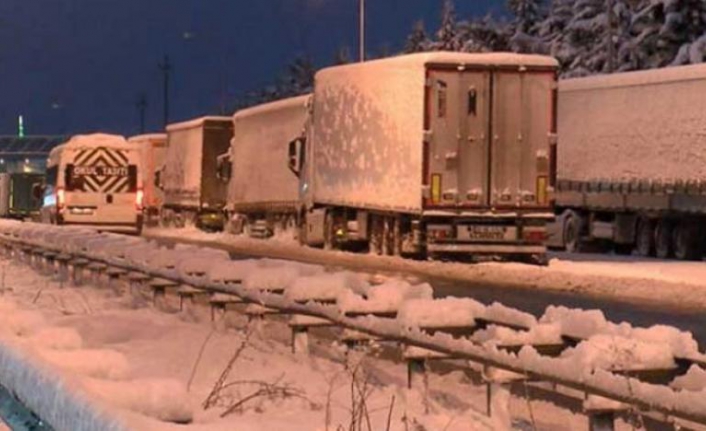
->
[558,63,706,184]
[228,95,310,213]
[128,133,167,144]
[166,116,231,132]
[309,52,557,213]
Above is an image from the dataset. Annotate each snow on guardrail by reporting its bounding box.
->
[3,220,706,427]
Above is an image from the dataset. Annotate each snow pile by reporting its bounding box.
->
[672,365,706,392]
[284,271,369,302]
[560,334,676,371]
[336,280,433,314]
[397,298,485,329]
[207,259,261,283]
[29,327,83,351]
[484,302,537,328]
[37,349,131,380]
[83,378,193,424]
[472,324,562,347]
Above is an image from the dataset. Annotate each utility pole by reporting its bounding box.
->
[359,0,366,62]
[158,55,172,127]
[136,93,147,134]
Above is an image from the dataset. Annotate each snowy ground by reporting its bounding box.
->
[145,227,706,312]
[0,249,644,431]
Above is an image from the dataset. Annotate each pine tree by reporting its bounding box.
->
[459,15,511,52]
[405,20,431,53]
[281,56,316,96]
[334,46,352,65]
[435,0,463,51]
[508,0,543,34]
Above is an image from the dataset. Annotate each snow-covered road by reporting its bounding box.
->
[145,228,706,312]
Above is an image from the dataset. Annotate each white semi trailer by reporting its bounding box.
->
[288,52,559,262]
[549,63,706,260]
[159,117,233,230]
[219,95,310,237]
[128,133,167,225]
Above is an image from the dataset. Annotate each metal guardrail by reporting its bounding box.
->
[1,222,706,430]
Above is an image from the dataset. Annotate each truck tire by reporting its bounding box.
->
[635,218,655,257]
[369,215,384,255]
[673,222,702,261]
[323,211,335,251]
[655,219,673,259]
[563,213,582,253]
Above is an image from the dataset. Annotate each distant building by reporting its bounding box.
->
[0,136,66,174]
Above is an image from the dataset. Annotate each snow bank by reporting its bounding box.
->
[284,271,369,302]
[83,378,193,424]
[29,327,83,351]
[473,324,562,347]
[337,280,433,314]
[561,334,676,371]
[38,349,130,380]
[672,365,706,392]
[0,338,128,431]
[397,298,485,328]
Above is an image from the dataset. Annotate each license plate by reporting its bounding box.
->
[461,225,516,241]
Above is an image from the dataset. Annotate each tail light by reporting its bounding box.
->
[522,228,546,243]
[136,188,144,211]
[537,176,548,205]
[56,187,65,211]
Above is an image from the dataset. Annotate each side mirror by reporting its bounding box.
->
[216,154,232,182]
[288,137,305,177]
[32,183,44,200]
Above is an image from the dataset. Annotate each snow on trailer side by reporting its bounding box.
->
[161,117,233,229]
[128,134,167,217]
[558,63,706,183]
[225,95,309,225]
[552,63,706,259]
[307,52,558,213]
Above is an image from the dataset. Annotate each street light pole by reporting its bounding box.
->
[159,55,172,127]
[359,0,366,62]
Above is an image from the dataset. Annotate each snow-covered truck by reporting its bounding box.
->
[288,52,559,261]
[159,117,233,230]
[549,63,706,260]
[37,134,144,234]
[128,134,167,225]
[219,95,310,237]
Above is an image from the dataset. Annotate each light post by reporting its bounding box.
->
[359,0,366,62]
[158,55,172,127]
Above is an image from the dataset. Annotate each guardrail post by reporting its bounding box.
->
[407,358,426,390]
[483,366,522,428]
[585,396,622,431]
[588,412,615,431]
[292,327,309,355]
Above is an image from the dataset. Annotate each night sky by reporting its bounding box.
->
[0,0,502,137]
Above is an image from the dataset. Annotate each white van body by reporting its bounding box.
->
[40,134,144,234]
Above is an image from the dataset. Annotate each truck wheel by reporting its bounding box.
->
[369,215,384,255]
[635,219,655,257]
[654,219,673,259]
[563,213,582,253]
[324,211,335,251]
[613,243,633,256]
[673,222,702,261]
[391,217,402,256]
[297,213,308,246]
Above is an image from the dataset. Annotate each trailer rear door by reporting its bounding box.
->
[491,72,553,209]
[426,69,491,207]
[426,68,553,210]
